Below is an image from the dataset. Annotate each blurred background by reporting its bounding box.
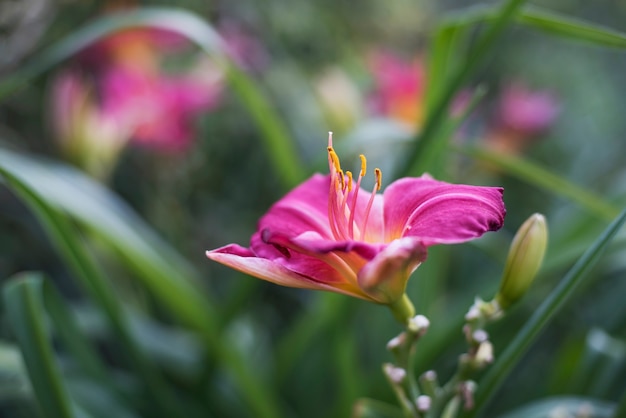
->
[0,0,625,417]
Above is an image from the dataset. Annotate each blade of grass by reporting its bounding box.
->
[398,0,528,179]
[462,208,626,418]
[42,281,118,392]
[612,388,626,418]
[0,161,282,418]
[453,145,620,221]
[0,7,303,189]
[440,5,626,48]
[3,273,77,418]
[0,148,211,330]
[0,167,188,418]
[519,6,626,47]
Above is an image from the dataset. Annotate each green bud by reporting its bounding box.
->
[496,213,548,309]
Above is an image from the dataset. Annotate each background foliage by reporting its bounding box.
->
[0,0,625,417]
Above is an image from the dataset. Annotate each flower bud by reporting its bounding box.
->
[496,213,548,309]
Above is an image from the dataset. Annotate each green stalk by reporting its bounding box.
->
[3,274,77,418]
[462,208,626,418]
[399,0,528,179]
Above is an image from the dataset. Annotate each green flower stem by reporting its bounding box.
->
[462,208,626,418]
[386,312,431,417]
[384,363,420,418]
[389,294,417,325]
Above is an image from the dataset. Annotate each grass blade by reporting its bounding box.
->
[399,0,528,179]
[0,161,188,418]
[441,5,626,48]
[3,273,77,418]
[0,155,283,418]
[453,145,620,221]
[519,6,626,47]
[462,208,626,418]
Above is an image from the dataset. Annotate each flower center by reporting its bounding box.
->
[327,132,381,242]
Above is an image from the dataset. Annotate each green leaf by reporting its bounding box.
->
[352,398,404,418]
[462,208,626,418]
[497,396,615,418]
[442,5,626,49]
[519,6,626,47]
[0,7,303,189]
[0,148,214,333]
[42,282,118,390]
[3,273,77,418]
[453,145,620,221]
[0,163,186,418]
[0,150,283,418]
[398,0,528,179]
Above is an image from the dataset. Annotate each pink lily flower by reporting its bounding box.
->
[206,134,505,308]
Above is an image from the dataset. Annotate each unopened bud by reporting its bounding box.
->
[383,364,407,384]
[415,395,431,412]
[496,213,548,309]
[386,333,406,352]
[473,341,494,368]
[407,315,430,336]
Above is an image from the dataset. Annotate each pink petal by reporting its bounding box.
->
[253,174,334,251]
[206,245,371,300]
[357,237,427,303]
[383,176,505,245]
[253,230,360,286]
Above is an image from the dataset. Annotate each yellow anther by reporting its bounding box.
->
[374,168,382,191]
[327,147,342,173]
[345,171,353,192]
[359,154,367,177]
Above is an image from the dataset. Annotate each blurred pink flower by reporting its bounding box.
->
[368,51,426,127]
[50,71,130,179]
[99,65,222,151]
[485,82,559,155]
[206,133,506,304]
[51,24,226,168]
[498,82,559,135]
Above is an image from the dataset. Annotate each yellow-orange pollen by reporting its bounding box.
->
[327,132,382,242]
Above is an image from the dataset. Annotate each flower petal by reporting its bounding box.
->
[383,176,505,245]
[357,237,427,303]
[206,244,373,300]
[254,173,333,247]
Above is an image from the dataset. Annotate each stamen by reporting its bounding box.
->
[328,148,341,173]
[345,171,353,192]
[360,168,382,240]
[359,154,367,177]
[374,168,382,191]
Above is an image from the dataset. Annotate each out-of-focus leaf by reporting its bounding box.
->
[569,329,626,398]
[463,208,626,418]
[0,7,303,188]
[497,396,615,418]
[0,147,213,330]
[443,4,626,48]
[2,273,77,418]
[399,0,528,179]
[42,282,116,389]
[352,398,404,418]
[65,378,139,418]
[0,342,30,401]
[454,145,620,221]
[0,148,283,418]
[0,157,188,418]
